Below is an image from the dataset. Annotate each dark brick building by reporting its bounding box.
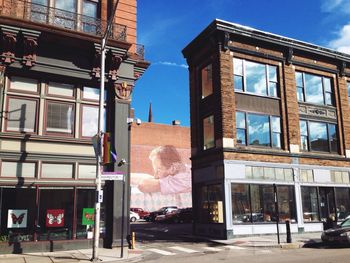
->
[183,19,350,239]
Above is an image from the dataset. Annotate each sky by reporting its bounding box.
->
[131,0,350,127]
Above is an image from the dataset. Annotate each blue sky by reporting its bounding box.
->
[132,0,350,127]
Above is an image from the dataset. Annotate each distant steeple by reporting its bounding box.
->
[148,102,153,122]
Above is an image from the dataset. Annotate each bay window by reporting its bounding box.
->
[201,63,213,99]
[236,112,281,148]
[299,120,338,153]
[296,72,334,106]
[233,58,278,97]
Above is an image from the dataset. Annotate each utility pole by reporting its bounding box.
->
[92,1,120,261]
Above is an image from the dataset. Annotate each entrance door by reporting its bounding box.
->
[319,187,335,221]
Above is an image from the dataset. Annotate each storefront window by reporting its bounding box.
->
[232,184,296,224]
[0,188,36,243]
[197,184,223,223]
[37,189,74,241]
[335,188,350,221]
[231,184,250,223]
[301,186,319,222]
[76,189,95,239]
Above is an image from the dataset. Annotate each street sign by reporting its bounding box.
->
[101,171,124,181]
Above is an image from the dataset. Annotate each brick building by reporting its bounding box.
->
[182,19,350,239]
[0,0,149,253]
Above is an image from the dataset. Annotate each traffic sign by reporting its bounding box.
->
[101,171,124,181]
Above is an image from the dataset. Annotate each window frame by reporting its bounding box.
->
[44,100,75,137]
[299,119,338,154]
[202,114,215,150]
[236,111,281,149]
[7,76,40,95]
[296,71,334,106]
[200,63,213,99]
[46,82,75,99]
[233,58,279,98]
[5,95,39,134]
[80,104,99,138]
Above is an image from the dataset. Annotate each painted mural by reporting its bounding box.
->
[131,144,192,211]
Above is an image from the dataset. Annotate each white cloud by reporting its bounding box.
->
[153,61,188,69]
[328,24,350,54]
[321,0,350,13]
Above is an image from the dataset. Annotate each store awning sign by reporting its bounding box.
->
[82,208,95,225]
[7,209,28,228]
[46,209,65,227]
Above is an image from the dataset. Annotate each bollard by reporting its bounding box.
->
[286,220,292,243]
[132,232,135,249]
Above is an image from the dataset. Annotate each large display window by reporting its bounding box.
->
[196,184,223,224]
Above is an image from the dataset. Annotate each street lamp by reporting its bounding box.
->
[92,1,120,261]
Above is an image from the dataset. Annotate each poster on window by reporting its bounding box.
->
[46,209,65,227]
[82,208,94,225]
[7,209,28,228]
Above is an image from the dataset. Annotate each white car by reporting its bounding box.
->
[130,211,140,222]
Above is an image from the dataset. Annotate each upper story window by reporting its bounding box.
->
[201,64,213,99]
[234,58,278,97]
[9,76,39,94]
[236,111,281,148]
[296,72,334,106]
[45,101,74,135]
[299,120,338,153]
[203,115,215,150]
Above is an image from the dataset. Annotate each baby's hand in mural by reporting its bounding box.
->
[130,173,153,186]
[138,178,161,193]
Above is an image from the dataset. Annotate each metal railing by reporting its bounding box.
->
[135,44,144,60]
[0,0,127,41]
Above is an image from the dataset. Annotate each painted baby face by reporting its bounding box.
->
[150,155,169,179]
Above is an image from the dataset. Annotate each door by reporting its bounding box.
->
[319,187,335,222]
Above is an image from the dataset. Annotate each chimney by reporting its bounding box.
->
[172,120,180,126]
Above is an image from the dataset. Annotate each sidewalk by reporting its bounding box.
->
[0,247,143,263]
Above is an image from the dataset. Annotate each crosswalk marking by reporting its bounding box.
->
[203,247,222,252]
[226,245,247,250]
[147,248,176,256]
[169,246,199,253]
[258,250,272,254]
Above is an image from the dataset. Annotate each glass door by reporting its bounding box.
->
[319,187,335,222]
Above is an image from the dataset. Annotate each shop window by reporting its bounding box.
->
[301,186,319,222]
[1,161,36,178]
[331,171,350,184]
[9,76,38,93]
[47,82,74,98]
[37,189,74,241]
[46,101,74,134]
[236,112,281,148]
[296,72,334,106]
[6,97,38,133]
[299,120,338,153]
[231,184,251,223]
[76,189,95,239]
[233,58,278,97]
[41,163,74,179]
[203,115,215,150]
[0,188,36,243]
[197,184,223,223]
[81,105,98,137]
[335,188,350,221]
[201,63,213,99]
[300,169,314,182]
[231,184,296,224]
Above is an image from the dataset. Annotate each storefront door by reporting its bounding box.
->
[319,187,336,221]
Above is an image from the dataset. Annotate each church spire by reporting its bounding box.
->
[148,102,153,122]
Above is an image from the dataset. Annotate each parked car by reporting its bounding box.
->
[130,211,140,222]
[321,217,350,244]
[164,208,193,223]
[130,208,150,219]
[145,206,178,222]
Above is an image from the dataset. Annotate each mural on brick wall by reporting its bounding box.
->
[130,145,192,211]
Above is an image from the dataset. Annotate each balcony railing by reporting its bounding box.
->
[135,44,144,60]
[0,0,127,41]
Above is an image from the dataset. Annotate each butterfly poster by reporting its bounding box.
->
[46,209,65,227]
[7,209,28,228]
[82,208,94,225]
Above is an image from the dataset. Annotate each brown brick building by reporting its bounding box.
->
[0,0,149,253]
[183,19,350,239]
